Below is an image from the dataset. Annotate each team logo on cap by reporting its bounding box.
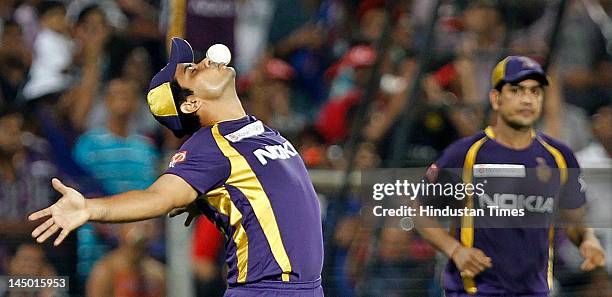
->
[169,150,188,168]
[519,57,538,69]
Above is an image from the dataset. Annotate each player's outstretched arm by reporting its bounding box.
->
[29,174,198,246]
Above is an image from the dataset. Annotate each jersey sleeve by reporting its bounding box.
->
[558,148,587,209]
[421,139,471,207]
[164,129,231,194]
[425,139,470,184]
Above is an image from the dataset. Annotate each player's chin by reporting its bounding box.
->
[506,117,536,130]
[226,66,236,77]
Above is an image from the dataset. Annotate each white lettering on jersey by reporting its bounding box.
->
[478,193,554,213]
[253,141,298,165]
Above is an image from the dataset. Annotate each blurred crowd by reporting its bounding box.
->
[0,0,611,296]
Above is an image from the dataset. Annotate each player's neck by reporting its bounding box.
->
[491,123,534,150]
[200,92,246,127]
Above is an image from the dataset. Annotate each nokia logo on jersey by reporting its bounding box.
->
[254,141,298,165]
[478,193,554,213]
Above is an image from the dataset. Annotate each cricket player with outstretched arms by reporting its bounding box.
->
[28,37,324,297]
[416,56,606,297]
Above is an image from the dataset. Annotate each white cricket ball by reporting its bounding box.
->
[206,44,231,65]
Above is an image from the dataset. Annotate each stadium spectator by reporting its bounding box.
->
[73,78,159,195]
[296,126,330,168]
[8,243,56,277]
[354,0,385,44]
[453,0,507,102]
[86,221,165,297]
[12,0,41,48]
[328,201,360,297]
[558,0,612,115]
[66,0,128,30]
[0,19,30,109]
[0,108,55,221]
[21,0,73,101]
[245,57,304,139]
[537,68,593,152]
[120,47,153,95]
[73,78,160,283]
[268,0,331,106]
[0,107,57,276]
[115,0,160,40]
[89,46,159,138]
[118,47,159,135]
[577,105,612,168]
[394,58,484,160]
[23,2,110,198]
[235,0,275,74]
[73,4,134,83]
[317,45,376,144]
[0,1,15,31]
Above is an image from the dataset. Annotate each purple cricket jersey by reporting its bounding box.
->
[430,127,586,296]
[165,115,323,287]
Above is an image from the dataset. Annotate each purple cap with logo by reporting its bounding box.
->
[147,37,194,137]
[491,56,549,90]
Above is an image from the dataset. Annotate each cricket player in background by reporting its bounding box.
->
[416,56,606,296]
[29,37,324,297]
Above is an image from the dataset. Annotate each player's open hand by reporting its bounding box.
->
[579,237,606,271]
[168,200,201,227]
[28,178,90,246]
[451,246,492,278]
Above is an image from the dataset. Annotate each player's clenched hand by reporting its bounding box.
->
[168,201,201,227]
[579,237,606,271]
[28,178,90,246]
[451,246,492,278]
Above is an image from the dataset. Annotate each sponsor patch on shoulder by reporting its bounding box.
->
[473,164,526,177]
[225,121,264,142]
[425,163,439,182]
[169,150,187,168]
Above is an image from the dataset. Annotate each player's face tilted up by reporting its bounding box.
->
[146,37,242,138]
[174,56,236,101]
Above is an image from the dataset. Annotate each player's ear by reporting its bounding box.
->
[179,97,202,114]
[489,89,500,111]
